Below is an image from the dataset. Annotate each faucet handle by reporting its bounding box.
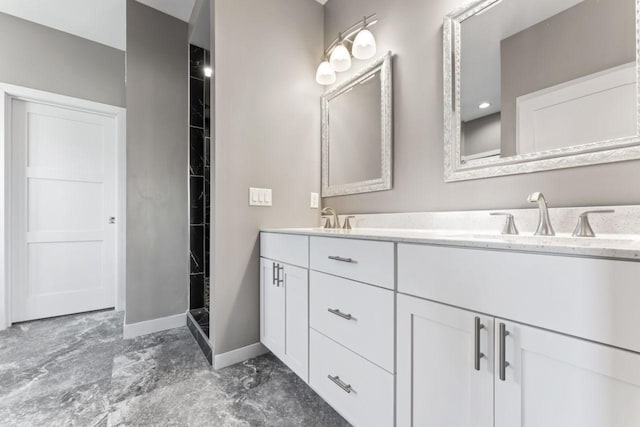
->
[343,216,355,230]
[490,212,519,235]
[322,216,333,229]
[572,209,615,237]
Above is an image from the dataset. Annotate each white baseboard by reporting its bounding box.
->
[123,312,186,339]
[214,342,268,370]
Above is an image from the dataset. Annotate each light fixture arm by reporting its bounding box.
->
[322,13,378,60]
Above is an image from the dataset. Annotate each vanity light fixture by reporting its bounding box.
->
[478,102,491,109]
[352,18,377,60]
[204,67,212,78]
[315,13,378,85]
[330,36,352,72]
[315,57,337,85]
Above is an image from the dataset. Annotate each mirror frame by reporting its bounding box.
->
[321,51,393,197]
[443,0,640,182]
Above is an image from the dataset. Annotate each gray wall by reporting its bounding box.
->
[462,113,501,157]
[213,0,323,354]
[323,0,640,213]
[0,12,125,107]
[501,0,635,156]
[125,1,189,324]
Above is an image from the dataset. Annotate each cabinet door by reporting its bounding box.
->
[260,258,284,358]
[495,319,640,427]
[282,263,309,382]
[397,294,494,427]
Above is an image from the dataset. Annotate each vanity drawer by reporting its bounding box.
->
[398,243,640,353]
[309,329,394,427]
[310,271,394,372]
[260,232,309,268]
[310,237,394,289]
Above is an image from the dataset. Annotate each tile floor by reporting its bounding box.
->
[0,310,349,426]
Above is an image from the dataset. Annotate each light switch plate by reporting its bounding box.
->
[310,192,319,209]
[249,188,272,206]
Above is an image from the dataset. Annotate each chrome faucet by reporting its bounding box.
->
[490,212,519,235]
[572,209,615,237]
[321,207,340,229]
[527,192,555,236]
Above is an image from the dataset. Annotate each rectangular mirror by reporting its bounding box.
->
[444,0,640,181]
[322,52,393,197]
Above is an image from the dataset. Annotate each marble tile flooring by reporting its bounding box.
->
[0,310,350,426]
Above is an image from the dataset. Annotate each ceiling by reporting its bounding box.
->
[0,0,199,51]
[190,0,210,49]
[137,0,196,22]
[0,0,127,50]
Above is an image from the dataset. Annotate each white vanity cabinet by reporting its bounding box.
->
[260,233,309,382]
[396,295,494,427]
[308,237,395,427]
[260,233,396,427]
[261,231,640,427]
[495,319,640,427]
[259,258,284,357]
[397,243,640,427]
[397,295,640,427]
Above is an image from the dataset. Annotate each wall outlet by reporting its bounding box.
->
[310,192,319,209]
[249,188,272,206]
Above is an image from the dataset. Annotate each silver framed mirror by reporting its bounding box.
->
[321,51,393,197]
[444,0,640,182]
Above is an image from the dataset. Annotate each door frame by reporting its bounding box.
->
[0,83,127,330]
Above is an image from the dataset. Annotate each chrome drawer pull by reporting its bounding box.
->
[328,308,354,321]
[328,375,352,394]
[328,256,355,263]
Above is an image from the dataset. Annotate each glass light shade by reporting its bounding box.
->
[315,60,336,85]
[329,43,352,72]
[352,28,377,60]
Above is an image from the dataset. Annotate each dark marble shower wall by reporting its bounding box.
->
[189,44,211,328]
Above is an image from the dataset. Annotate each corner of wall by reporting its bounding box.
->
[211,0,324,356]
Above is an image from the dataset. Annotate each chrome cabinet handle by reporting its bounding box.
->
[328,256,355,263]
[277,265,284,287]
[328,308,354,321]
[272,262,277,286]
[328,375,352,394]
[499,323,510,381]
[474,317,485,371]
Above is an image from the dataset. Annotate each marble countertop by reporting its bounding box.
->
[261,227,640,261]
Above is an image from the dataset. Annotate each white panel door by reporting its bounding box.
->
[517,62,636,154]
[397,294,494,427]
[260,257,285,357]
[282,263,308,382]
[495,319,640,427]
[11,99,117,322]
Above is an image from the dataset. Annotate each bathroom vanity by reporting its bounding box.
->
[259,222,640,427]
